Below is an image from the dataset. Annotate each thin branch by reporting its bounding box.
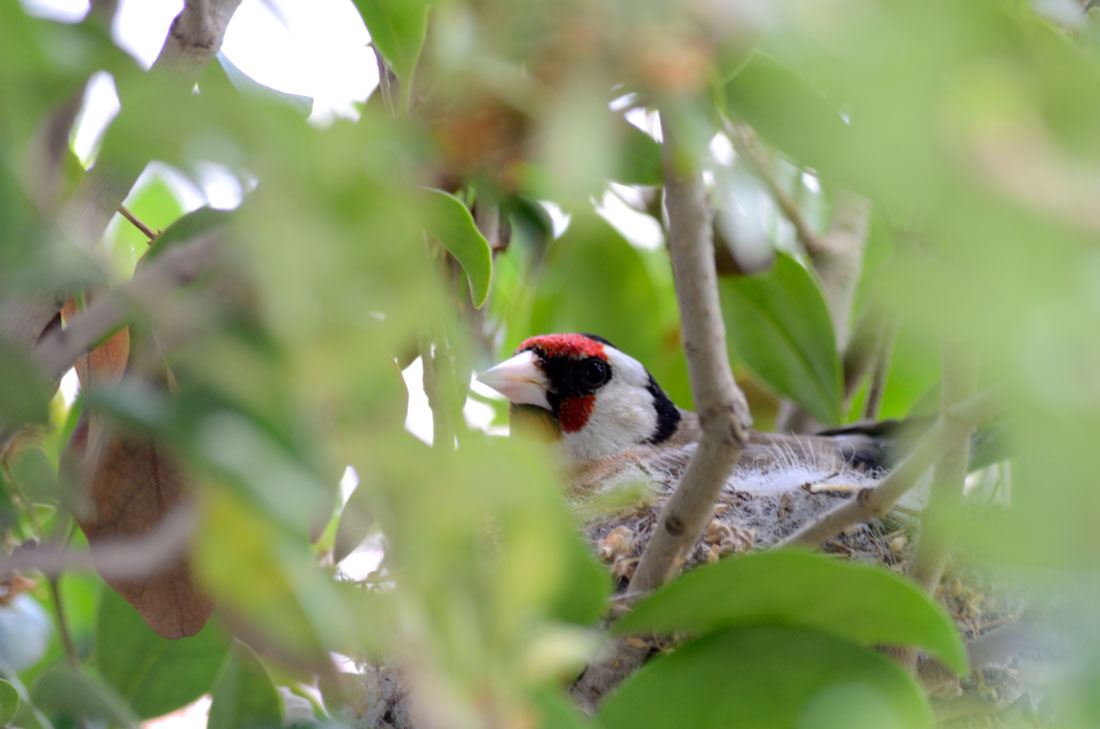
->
[0,505,196,580]
[118,204,158,242]
[48,576,79,668]
[633,114,751,589]
[571,110,752,710]
[778,384,1004,549]
[722,119,828,257]
[900,350,978,671]
[863,318,896,420]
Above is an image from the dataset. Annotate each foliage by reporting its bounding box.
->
[2,0,1100,727]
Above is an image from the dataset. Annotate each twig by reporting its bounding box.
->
[863,318,896,420]
[900,350,978,671]
[571,110,752,710]
[48,576,79,668]
[118,204,158,242]
[722,119,828,256]
[0,505,196,580]
[778,384,1004,549]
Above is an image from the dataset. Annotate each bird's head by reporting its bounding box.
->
[477,333,681,465]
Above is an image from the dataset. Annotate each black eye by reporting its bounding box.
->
[577,358,610,389]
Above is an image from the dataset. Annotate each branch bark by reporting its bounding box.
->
[0,505,196,580]
[899,350,978,671]
[778,384,1003,549]
[571,110,752,710]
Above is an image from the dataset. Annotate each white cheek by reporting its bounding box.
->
[560,383,658,463]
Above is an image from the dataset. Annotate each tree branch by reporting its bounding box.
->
[723,119,828,257]
[899,350,978,671]
[632,115,752,589]
[571,110,752,710]
[862,319,895,420]
[778,384,1004,549]
[0,505,196,580]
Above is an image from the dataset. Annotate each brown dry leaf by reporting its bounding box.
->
[61,296,130,387]
[67,419,213,639]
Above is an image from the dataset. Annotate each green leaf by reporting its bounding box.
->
[353,0,429,82]
[0,341,50,429]
[719,252,842,424]
[536,687,603,729]
[31,666,139,728]
[96,588,231,719]
[421,189,493,308]
[208,642,283,729]
[722,52,854,184]
[599,626,931,729]
[142,206,233,265]
[879,320,941,420]
[611,119,663,186]
[615,550,967,675]
[0,679,19,725]
[210,51,313,116]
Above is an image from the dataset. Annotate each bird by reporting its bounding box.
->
[477,332,906,576]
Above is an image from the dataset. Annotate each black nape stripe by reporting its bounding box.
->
[580,333,615,348]
[645,372,681,444]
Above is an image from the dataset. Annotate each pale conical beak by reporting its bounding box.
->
[477,350,552,411]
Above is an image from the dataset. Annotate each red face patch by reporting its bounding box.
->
[518,333,607,360]
[557,394,595,433]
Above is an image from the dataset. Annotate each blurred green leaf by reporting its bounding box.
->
[194,487,381,661]
[422,188,493,308]
[879,320,941,420]
[0,679,19,725]
[353,0,429,82]
[719,252,842,425]
[722,52,854,185]
[142,206,233,265]
[96,588,231,719]
[31,665,139,728]
[0,342,50,429]
[209,51,313,116]
[0,471,15,533]
[598,626,931,729]
[208,642,283,729]
[615,550,967,675]
[611,119,663,186]
[536,687,603,729]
